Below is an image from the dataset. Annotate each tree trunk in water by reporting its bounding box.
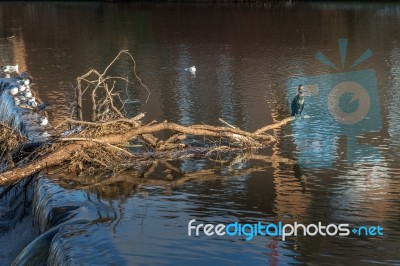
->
[0,118,294,186]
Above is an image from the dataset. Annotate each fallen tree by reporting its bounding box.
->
[0,50,295,186]
[0,116,294,186]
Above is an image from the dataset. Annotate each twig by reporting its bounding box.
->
[254,117,295,134]
[121,50,151,103]
[218,118,238,129]
[55,113,145,129]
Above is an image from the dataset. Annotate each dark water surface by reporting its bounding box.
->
[1,2,400,265]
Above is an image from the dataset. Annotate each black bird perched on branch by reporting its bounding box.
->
[291,85,305,116]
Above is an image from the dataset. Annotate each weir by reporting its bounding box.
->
[0,74,52,142]
[0,67,125,265]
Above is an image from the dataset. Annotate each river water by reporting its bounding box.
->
[1,2,400,265]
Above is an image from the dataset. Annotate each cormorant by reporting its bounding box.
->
[291,86,305,116]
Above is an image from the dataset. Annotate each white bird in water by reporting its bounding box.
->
[24,91,33,98]
[19,85,26,92]
[185,66,196,74]
[9,86,19,95]
[24,78,32,86]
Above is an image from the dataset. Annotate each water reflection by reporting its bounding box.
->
[1,1,400,264]
[45,153,300,265]
[176,44,196,125]
[388,46,400,149]
[217,51,236,124]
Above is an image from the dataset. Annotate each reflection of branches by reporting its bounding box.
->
[55,153,296,200]
[231,153,296,165]
[293,164,307,192]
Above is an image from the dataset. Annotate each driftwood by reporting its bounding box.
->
[0,50,295,187]
[0,116,293,186]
